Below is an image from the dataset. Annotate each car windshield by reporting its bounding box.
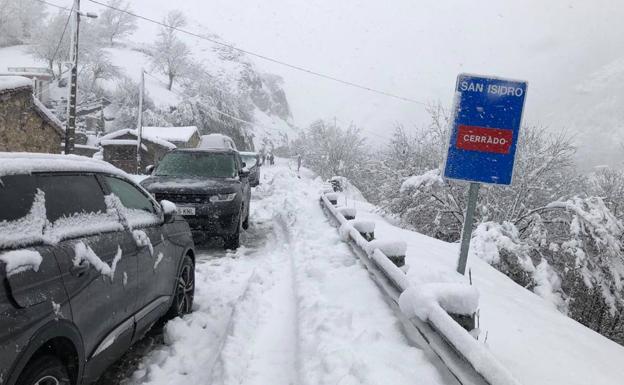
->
[241,154,257,168]
[154,152,237,178]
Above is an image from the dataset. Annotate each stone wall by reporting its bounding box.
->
[0,87,63,153]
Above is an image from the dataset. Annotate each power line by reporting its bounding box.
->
[51,3,74,64]
[86,0,427,106]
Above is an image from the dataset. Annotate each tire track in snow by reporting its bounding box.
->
[102,164,455,385]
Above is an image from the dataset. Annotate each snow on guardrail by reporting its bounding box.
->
[319,191,522,385]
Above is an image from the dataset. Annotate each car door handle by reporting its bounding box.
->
[71,260,90,277]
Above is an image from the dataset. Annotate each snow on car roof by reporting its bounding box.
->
[0,152,128,178]
[198,134,237,150]
[142,126,198,143]
[239,151,258,156]
[0,75,31,93]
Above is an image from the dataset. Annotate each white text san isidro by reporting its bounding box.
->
[459,81,524,97]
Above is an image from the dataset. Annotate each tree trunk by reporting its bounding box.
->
[168,73,174,91]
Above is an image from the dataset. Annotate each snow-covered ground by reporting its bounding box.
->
[117,161,457,385]
[337,194,624,385]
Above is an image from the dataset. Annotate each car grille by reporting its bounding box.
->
[154,193,210,204]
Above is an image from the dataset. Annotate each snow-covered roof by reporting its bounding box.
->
[32,96,64,135]
[0,75,31,93]
[142,126,198,143]
[100,139,148,151]
[99,129,176,149]
[0,152,127,178]
[199,134,237,150]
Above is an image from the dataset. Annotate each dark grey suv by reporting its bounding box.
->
[0,153,195,385]
[141,148,251,249]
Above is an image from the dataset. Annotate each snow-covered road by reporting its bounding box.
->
[104,163,457,385]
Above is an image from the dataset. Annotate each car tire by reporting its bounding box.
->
[223,213,242,250]
[242,211,250,230]
[16,355,72,385]
[166,255,195,319]
[223,229,240,250]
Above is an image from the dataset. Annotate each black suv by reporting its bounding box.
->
[141,148,251,249]
[0,153,195,385]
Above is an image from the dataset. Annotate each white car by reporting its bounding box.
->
[198,134,237,150]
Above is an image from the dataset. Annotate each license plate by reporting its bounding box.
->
[177,206,196,216]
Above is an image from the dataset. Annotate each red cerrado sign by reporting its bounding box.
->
[455,125,514,154]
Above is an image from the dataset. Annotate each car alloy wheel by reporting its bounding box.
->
[16,356,71,385]
[34,376,62,385]
[175,260,195,315]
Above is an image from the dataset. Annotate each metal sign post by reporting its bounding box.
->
[444,73,528,274]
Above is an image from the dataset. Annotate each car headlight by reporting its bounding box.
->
[209,193,237,202]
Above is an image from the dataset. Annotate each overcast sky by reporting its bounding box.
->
[74,0,624,144]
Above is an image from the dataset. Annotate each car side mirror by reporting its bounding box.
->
[240,167,250,177]
[242,161,247,168]
[160,200,177,223]
[145,165,155,174]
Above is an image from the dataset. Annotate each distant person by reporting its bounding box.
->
[297,154,302,172]
[269,152,275,165]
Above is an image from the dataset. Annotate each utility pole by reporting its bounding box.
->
[136,69,145,174]
[64,0,97,154]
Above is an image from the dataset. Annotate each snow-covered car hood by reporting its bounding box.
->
[140,175,240,195]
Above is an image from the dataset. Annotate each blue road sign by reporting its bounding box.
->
[443,74,528,185]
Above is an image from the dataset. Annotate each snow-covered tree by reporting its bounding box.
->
[95,0,137,45]
[293,120,369,183]
[29,11,71,77]
[81,49,120,89]
[150,10,190,91]
[0,0,47,46]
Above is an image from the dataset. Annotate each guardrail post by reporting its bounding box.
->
[325,192,339,206]
[338,207,356,220]
[352,220,375,241]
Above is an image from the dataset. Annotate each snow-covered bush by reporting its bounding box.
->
[291,120,370,183]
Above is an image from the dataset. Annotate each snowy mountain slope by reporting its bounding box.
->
[0,34,298,149]
[338,194,624,385]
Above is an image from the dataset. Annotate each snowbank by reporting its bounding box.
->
[353,196,624,385]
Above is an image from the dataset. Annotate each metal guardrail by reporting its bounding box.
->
[320,193,521,385]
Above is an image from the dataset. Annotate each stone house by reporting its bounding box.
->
[98,129,176,173]
[0,76,64,154]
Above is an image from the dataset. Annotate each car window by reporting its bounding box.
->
[155,152,237,178]
[0,175,44,250]
[241,155,257,168]
[37,174,107,222]
[103,176,156,214]
[0,175,37,222]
